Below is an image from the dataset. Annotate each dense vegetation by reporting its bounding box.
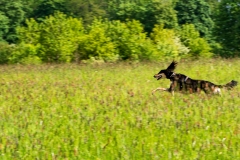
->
[0,0,240,63]
[0,59,239,159]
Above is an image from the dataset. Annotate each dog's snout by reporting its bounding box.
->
[154,74,162,79]
[154,74,158,78]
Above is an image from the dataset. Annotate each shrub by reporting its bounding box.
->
[39,12,84,62]
[106,20,156,61]
[16,12,84,63]
[78,19,156,62]
[0,41,13,64]
[150,24,189,60]
[77,19,119,62]
[178,24,212,58]
[9,43,42,64]
[10,18,41,64]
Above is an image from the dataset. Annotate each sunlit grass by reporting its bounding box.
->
[0,59,239,159]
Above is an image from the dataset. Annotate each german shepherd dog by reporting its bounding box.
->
[152,61,238,95]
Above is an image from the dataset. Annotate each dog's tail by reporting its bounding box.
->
[222,80,238,89]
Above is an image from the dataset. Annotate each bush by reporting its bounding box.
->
[150,24,189,60]
[11,14,214,64]
[39,12,84,62]
[77,19,157,62]
[16,12,84,63]
[0,42,13,64]
[77,19,119,62]
[10,18,42,64]
[9,43,42,64]
[178,24,212,58]
[106,20,156,61]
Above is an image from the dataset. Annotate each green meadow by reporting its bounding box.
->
[0,59,239,159]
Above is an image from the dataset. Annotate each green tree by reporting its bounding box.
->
[108,0,178,32]
[215,0,240,57]
[65,0,108,25]
[205,0,221,11]
[0,13,9,42]
[28,0,67,22]
[0,0,26,42]
[175,0,214,38]
[151,0,178,29]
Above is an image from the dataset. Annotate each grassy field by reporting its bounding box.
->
[0,59,239,159]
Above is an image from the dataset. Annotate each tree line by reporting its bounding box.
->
[0,0,239,64]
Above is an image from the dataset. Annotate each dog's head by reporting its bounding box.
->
[153,61,177,80]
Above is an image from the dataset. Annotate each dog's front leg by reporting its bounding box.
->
[152,87,169,95]
[169,81,175,96]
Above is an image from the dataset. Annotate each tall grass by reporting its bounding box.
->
[0,59,239,159]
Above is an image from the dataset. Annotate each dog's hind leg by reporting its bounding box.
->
[152,87,169,95]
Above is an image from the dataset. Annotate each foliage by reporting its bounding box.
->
[17,18,40,45]
[0,0,240,62]
[78,19,158,62]
[28,0,67,22]
[151,0,178,29]
[1,0,240,63]
[214,0,240,57]
[0,42,14,64]
[77,19,118,62]
[65,0,108,25]
[0,0,26,43]
[175,0,214,39]
[0,13,9,42]
[108,0,178,32]
[150,24,189,59]
[9,43,42,65]
[105,20,156,61]
[205,0,221,11]
[13,15,215,63]
[10,18,41,64]
[15,12,84,63]
[39,12,84,62]
[179,24,212,58]
[0,59,239,159]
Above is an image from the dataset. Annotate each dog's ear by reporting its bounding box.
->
[166,61,177,71]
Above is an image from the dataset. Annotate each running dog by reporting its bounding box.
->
[152,61,238,95]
